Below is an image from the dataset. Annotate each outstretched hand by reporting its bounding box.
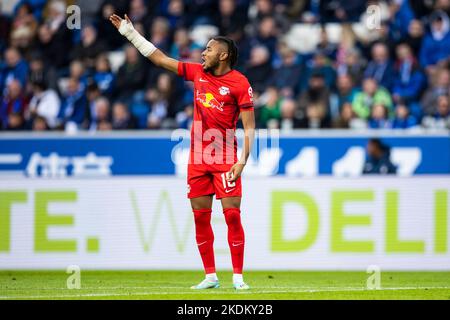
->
[109,14,132,31]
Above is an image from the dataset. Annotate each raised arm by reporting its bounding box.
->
[109,14,179,74]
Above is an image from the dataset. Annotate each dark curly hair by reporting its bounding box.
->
[212,36,239,68]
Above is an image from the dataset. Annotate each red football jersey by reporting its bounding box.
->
[178,62,254,164]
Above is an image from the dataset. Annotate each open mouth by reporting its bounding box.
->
[201,58,206,68]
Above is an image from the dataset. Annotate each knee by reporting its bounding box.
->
[223,208,241,226]
[193,208,212,226]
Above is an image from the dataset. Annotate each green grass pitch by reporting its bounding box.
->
[0,271,449,300]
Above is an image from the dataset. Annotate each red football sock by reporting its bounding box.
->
[223,208,245,274]
[193,208,216,274]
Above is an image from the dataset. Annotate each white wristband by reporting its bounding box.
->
[119,20,156,57]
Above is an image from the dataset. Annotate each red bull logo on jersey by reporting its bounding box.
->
[196,91,224,111]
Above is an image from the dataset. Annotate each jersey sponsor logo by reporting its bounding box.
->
[219,86,230,96]
[196,91,224,111]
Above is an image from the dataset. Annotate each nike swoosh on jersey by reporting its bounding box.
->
[199,78,208,82]
[232,242,243,247]
[197,241,208,246]
[225,188,236,193]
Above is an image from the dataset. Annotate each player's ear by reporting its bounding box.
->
[219,51,229,62]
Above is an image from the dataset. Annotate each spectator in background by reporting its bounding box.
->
[297,71,331,125]
[331,74,358,119]
[6,112,26,131]
[93,55,116,98]
[170,27,201,61]
[408,0,434,19]
[13,0,47,21]
[300,50,336,92]
[146,90,167,129]
[390,0,415,40]
[175,104,193,129]
[71,25,108,71]
[392,43,426,105]
[316,27,337,61]
[245,45,273,94]
[10,2,38,52]
[58,77,88,129]
[364,42,395,90]
[112,101,136,130]
[28,80,60,129]
[0,47,29,94]
[148,17,171,54]
[368,103,392,129]
[404,20,425,56]
[226,25,252,71]
[363,19,398,59]
[336,47,366,86]
[420,10,450,73]
[392,42,426,120]
[421,68,450,116]
[435,0,450,15]
[252,16,279,60]
[335,23,356,68]
[363,138,397,174]
[285,0,312,22]
[392,102,418,129]
[37,0,72,69]
[32,115,50,131]
[270,45,302,97]
[352,78,393,119]
[0,79,27,130]
[96,0,128,50]
[319,0,366,23]
[279,98,301,132]
[332,102,367,129]
[258,87,282,128]
[162,0,187,29]
[27,53,53,90]
[146,73,180,129]
[216,0,247,35]
[422,95,450,129]
[115,45,147,103]
[249,0,289,36]
[68,60,88,92]
[85,81,101,125]
[183,0,218,27]
[89,96,111,131]
[127,0,154,31]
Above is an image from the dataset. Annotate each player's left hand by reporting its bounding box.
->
[226,163,245,182]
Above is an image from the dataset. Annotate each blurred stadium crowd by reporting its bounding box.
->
[1,0,450,132]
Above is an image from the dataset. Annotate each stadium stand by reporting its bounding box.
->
[0,0,450,132]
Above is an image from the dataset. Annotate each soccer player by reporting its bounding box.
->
[110,14,255,290]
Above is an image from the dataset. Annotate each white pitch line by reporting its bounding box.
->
[2,286,450,290]
[1,286,449,299]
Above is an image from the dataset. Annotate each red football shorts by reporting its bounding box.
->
[187,162,242,199]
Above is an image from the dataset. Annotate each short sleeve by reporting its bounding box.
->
[177,62,202,81]
[235,80,254,111]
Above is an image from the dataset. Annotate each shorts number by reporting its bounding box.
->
[221,173,236,189]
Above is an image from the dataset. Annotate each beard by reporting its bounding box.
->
[203,58,220,73]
